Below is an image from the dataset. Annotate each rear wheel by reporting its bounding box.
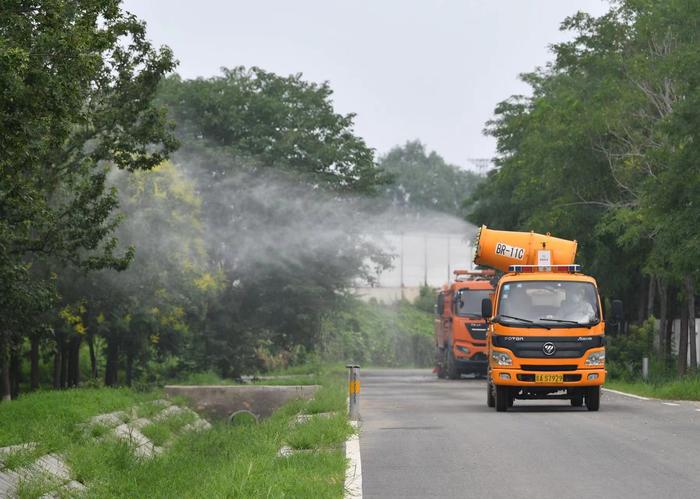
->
[570,395,584,407]
[446,349,459,380]
[586,386,600,411]
[486,377,495,408]
[495,385,509,412]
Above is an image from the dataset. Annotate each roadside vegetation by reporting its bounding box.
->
[320,294,435,368]
[0,369,352,498]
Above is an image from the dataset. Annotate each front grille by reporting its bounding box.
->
[492,335,604,359]
[564,374,581,382]
[467,323,488,340]
[521,365,577,371]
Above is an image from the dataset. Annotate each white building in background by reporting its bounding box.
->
[354,216,478,303]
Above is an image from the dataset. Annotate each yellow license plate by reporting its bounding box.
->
[535,373,564,383]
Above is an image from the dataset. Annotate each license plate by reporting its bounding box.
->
[535,373,563,383]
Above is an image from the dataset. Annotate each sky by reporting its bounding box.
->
[123,0,609,170]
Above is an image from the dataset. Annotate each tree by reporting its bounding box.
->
[155,68,392,374]
[157,67,388,193]
[0,0,176,398]
[379,140,483,218]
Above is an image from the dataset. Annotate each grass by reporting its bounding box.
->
[1,367,353,498]
[139,410,198,447]
[0,388,160,453]
[606,376,700,400]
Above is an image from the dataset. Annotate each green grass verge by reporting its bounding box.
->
[1,368,352,498]
[606,376,700,400]
[0,388,160,453]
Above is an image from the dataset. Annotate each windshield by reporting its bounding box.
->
[455,289,492,317]
[496,281,600,327]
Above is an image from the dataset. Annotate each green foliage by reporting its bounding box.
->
[413,285,438,314]
[320,298,434,367]
[158,66,388,193]
[606,318,655,380]
[380,140,483,217]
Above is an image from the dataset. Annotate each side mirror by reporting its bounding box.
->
[436,293,445,316]
[611,299,624,323]
[481,298,493,320]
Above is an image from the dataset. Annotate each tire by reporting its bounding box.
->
[487,377,495,408]
[436,349,446,379]
[570,395,584,407]
[446,349,459,380]
[495,385,509,412]
[586,386,600,411]
[508,392,515,407]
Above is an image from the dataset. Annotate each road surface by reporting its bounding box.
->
[359,368,700,499]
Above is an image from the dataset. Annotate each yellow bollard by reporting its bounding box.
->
[346,364,360,421]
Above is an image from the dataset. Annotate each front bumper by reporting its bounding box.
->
[491,367,606,387]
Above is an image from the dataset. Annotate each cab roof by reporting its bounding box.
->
[501,271,597,286]
[448,280,494,291]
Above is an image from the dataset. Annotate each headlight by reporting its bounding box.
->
[585,349,605,366]
[456,346,470,354]
[491,351,512,366]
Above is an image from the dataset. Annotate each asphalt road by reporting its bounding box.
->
[359,368,700,499]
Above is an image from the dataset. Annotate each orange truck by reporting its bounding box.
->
[474,226,623,412]
[434,269,495,379]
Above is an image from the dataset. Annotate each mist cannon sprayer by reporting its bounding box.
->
[473,225,578,273]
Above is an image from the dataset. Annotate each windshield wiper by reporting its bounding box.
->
[498,314,534,323]
[497,314,550,330]
[538,318,594,329]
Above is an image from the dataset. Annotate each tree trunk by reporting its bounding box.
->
[67,336,81,387]
[105,339,119,387]
[60,339,68,388]
[10,348,21,399]
[30,335,40,390]
[647,275,656,319]
[88,335,97,380]
[0,336,11,402]
[686,276,697,370]
[125,351,134,387]
[657,278,668,357]
[678,299,688,375]
[53,340,62,389]
[637,277,647,323]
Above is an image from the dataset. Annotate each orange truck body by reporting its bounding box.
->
[434,270,495,379]
[474,226,607,412]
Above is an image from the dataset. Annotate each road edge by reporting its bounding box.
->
[344,420,362,499]
[602,387,650,401]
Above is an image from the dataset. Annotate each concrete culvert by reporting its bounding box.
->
[228,410,259,426]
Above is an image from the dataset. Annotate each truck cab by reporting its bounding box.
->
[435,270,494,379]
[483,265,606,411]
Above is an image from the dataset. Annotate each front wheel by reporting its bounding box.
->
[446,349,459,380]
[495,385,509,412]
[486,377,495,408]
[586,386,600,411]
[436,348,446,379]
